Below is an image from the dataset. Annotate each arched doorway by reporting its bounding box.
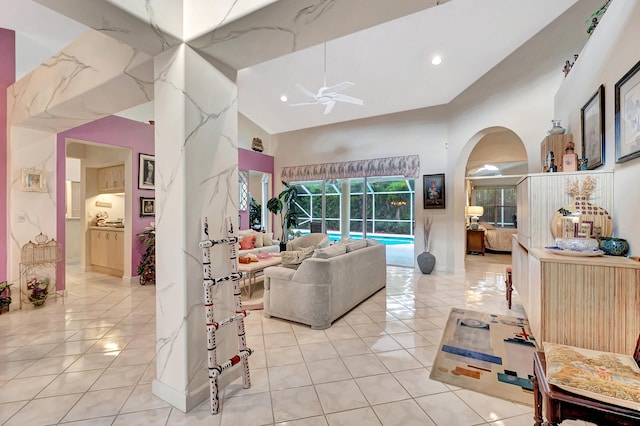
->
[459,127,528,265]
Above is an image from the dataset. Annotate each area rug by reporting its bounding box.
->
[429,307,537,405]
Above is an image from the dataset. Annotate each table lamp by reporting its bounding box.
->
[466,206,484,230]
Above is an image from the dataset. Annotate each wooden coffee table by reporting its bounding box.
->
[237,257,281,298]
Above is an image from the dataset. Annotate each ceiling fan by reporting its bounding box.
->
[289,44,364,115]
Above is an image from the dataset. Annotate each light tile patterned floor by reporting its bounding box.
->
[0,259,593,425]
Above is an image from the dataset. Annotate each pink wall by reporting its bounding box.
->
[238,148,275,230]
[0,29,15,283]
[57,115,154,288]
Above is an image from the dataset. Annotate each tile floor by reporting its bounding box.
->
[0,259,591,425]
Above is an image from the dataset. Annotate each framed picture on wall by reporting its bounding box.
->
[615,59,640,163]
[581,84,605,169]
[423,173,445,209]
[22,169,47,192]
[140,197,155,217]
[138,153,155,190]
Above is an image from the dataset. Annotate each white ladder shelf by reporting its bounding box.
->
[199,216,252,414]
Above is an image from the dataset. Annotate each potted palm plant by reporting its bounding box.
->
[267,181,299,249]
[417,216,436,274]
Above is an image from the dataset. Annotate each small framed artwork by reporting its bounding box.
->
[138,153,155,190]
[423,173,445,209]
[581,84,605,169]
[615,59,640,163]
[140,197,155,217]
[22,169,47,192]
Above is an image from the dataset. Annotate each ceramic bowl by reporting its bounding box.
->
[599,237,629,256]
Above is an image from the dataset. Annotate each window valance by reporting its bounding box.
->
[280,155,420,182]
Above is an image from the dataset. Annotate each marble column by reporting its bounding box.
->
[152,43,240,412]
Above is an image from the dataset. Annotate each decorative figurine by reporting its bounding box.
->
[587,16,599,34]
[563,61,572,77]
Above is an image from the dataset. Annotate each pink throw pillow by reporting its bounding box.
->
[239,235,256,250]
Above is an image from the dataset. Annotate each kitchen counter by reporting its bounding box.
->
[89,226,125,231]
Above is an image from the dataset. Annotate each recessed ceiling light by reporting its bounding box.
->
[280,95,288,102]
[431,55,443,66]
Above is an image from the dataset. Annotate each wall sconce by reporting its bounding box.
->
[465,205,484,230]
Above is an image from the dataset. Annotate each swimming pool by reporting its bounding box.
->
[299,231,414,246]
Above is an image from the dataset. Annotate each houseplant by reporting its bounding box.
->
[0,281,12,314]
[137,225,156,285]
[26,276,49,306]
[267,181,299,247]
[417,216,435,274]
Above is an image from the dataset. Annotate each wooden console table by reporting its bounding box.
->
[533,351,640,425]
[526,248,640,354]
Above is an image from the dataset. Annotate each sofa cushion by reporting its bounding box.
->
[281,246,315,269]
[366,239,380,247]
[313,244,347,259]
[345,239,368,252]
[239,235,256,250]
[251,230,264,248]
[262,232,274,246]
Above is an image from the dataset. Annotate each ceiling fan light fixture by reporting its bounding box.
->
[280,95,288,102]
[289,43,364,115]
[431,55,443,66]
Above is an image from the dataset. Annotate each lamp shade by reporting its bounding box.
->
[465,205,484,217]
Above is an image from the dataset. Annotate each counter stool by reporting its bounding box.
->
[505,266,513,309]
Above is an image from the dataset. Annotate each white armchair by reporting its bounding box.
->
[286,233,330,251]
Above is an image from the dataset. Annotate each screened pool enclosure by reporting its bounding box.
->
[288,176,415,267]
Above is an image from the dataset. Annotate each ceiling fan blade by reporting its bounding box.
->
[324,101,336,115]
[288,101,319,107]
[296,84,317,99]
[333,93,364,106]
[323,81,353,94]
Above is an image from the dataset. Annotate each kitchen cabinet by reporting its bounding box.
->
[97,165,125,193]
[90,228,124,276]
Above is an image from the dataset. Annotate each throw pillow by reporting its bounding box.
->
[313,244,347,259]
[262,232,274,246]
[239,235,256,250]
[345,239,367,253]
[250,230,264,248]
[281,246,315,269]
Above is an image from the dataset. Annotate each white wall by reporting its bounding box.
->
[554,0,640,253]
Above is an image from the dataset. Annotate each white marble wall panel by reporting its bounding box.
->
[106,0,185,41]
[8,30,153,133]
[184,0,278,40]
[7,126,58,301]
[35,0,181,56]
[190,0,440,70]
[153,43,239,412]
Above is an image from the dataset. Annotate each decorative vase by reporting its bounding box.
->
[417,251,436,274]
[599,237,629,256]
[578,158,588,170]
[547,120,566,135]
[550,196,613,239]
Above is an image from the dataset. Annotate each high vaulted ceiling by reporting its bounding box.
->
[2,0,582,135]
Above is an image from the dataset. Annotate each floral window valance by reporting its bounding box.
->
[280,155,420,182]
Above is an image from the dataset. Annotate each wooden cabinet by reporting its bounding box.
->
[90,228,124,276]
[525,248,640,354]
[466,229,485,255]
[540,134,574,172]
[97,165,125,193]
[516,170,613,250]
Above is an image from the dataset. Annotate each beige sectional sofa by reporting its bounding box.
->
[263,239,386,329]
